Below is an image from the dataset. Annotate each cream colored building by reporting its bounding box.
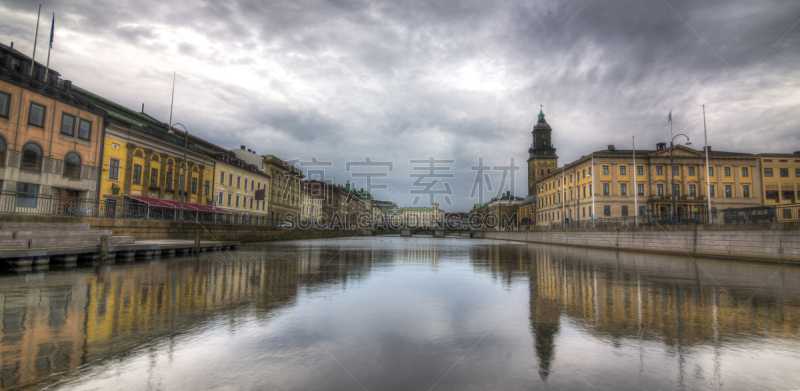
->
[301,187,322,223]
[387,204,445,228]
[213,152,270,225]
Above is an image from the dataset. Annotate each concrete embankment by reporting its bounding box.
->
[466,223,800,263]
[0,215,358,243]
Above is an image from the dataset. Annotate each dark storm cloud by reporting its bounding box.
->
[2,0,798,211]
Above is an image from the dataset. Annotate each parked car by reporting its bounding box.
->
[278,222,293,228]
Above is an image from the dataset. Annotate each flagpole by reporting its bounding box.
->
[30,4,42,77]
[168,71,176,126]
[44,13,54,84]
[703,105,712,223]
[633,136,638,226]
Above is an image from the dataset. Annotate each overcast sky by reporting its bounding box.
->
[2,0,799,211]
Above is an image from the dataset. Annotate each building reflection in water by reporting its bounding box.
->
[0,239,799,389]
[474,241,800,385]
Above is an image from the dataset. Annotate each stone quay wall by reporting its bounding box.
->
[0,215,358,243]
[470,223,800,263]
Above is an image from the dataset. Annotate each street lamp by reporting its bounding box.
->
[167,123,189,221]
[670,133,691,222]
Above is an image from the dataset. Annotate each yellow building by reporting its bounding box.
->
[212,151,271,225]
[534,144,761,226]
[757,153,800,205]
[71,87,219,218]
[1,43,105,208]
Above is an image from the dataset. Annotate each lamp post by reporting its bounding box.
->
[669,133,692,222]
[167,123,189,221]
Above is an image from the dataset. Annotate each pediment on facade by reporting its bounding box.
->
[650,146,704,158]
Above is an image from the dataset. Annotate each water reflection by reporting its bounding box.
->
[0,237,798,390]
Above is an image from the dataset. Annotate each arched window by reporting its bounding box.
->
[63,152,82,178]
[192,166,198,172]
[151,154,160,162]
[0,136,6,167]
[134,149,144,157]
[21,143,43,171]
[167,159,174,166]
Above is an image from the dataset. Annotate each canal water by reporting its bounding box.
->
[2,236,800,390]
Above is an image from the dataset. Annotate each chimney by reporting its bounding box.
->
[62,80,72,91]
[240,145,246,150]
[608,145,615,151]
[9,42,12,49]
[247,149,251,152]
[656,142,666,150]
[704,146,712,152]
[141,103,144,113]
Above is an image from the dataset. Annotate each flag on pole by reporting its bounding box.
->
[668,110,672,122]
[49,14,54,48]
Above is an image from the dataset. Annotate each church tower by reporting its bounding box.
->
[527,107,558,196]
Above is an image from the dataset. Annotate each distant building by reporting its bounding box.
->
[387,204,444,229]
[469,192,523,230]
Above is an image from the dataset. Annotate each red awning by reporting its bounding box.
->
[126,195,232,215]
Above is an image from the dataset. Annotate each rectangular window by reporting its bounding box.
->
[244,178,248,190]
[251,180,255,191]
[710,184,715,197]
[620,183,627,196]
[784,209,792,219]
[656,166,663,175]
[60,113,76,136]
[132,164,142,184]
[689,184,696,197]
[602,165,609,175]
[236,195,240,207]
[796,169,800,177]
[621,205,628,216]
[742,185,750,198]
[672,166,679,176]
[250,197,254,209]
[583,186,586,198]
[15,182,39,208]
[724,167,731,177]
[166,172,173,190]
[582,207,586,217]
[588,167,592,176]
[639,206,645,217]
[764,168,773,177]
[227,193,232,206]
[708,167,714,176]
[218,191,223,204]
[780,168,789,177]
[636,166,644,176]
[782,190,793,201]
[604,205,610,216]
[191,178,198,194]
[108,158,120,180]
[688,166,695,176]
[619,165,626,175]
[237,176,241,188]
[637,183,644,196]
[742,167,749,177]
[204,180,210,196]
[78,119,92,140]
[673,184,680,196]
[657,184,664,196]
[602,183,609,196]
[220,170,225,183]
[765,190,777,201]
[0,91,10,118]
[28,102,46,127]
[150,168,158,187]
[725,185,732,198]
[229,173,233,186]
